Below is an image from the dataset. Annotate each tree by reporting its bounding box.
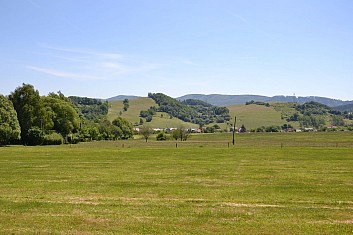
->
[98,120,115,140]
[140,126,152,142]
[156,131,167,141]
[42,94,80,136]
[123,99,129,111]
[181,128,191,141]
[172,129,180,141]
[8,84,45,144]
[172,127,191,141]
[0,95,21,145]
[112,117,133,139]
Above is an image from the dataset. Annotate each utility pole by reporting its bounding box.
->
[232,116,237,145]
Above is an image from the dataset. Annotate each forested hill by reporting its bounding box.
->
[333,103,353,112]
[146,93,230,126]
[177,94,353,107]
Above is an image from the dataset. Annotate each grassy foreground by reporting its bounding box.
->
[1,133,353,234]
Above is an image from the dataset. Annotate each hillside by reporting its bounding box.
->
[107,99,291,130]
[228,104,296,130]
[69,96,108,121]
[334,103,353,112]
[107,97,198,128]
[178,94,353,107]
[106,98,352,131]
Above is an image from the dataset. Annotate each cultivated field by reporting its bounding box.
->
[1,132,353,234]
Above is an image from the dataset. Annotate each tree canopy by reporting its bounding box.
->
[8,84,45,144]
[0,95,21,145]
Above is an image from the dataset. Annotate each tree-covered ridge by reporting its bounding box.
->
[69,96,108,121]
[283,101,346,129]
[147,93,230,126]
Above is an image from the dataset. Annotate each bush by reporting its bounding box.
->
[156,132,167,141]
[26,127,44,146]
[43,132,64,145]
[67,133,80,144]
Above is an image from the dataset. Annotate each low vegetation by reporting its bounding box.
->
[0,132,352,234]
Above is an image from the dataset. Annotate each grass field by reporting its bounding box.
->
[1,132,353,234]
[228,104,292,130]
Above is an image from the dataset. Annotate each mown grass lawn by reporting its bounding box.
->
[0,133,353,234]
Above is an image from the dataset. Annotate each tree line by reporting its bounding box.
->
[0,84,133,146]
[144,93,231,126]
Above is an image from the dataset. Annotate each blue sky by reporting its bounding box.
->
[1,0,353,100]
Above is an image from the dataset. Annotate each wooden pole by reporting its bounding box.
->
[232,116,237,145]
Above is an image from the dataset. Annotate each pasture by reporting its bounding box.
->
[1,132,353,234]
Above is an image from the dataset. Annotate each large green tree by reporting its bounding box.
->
[8,84,45,144]
[0,95,21,145]
[42,93,80,136]
[112,117,133,139]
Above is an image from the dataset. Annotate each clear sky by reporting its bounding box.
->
[1,0,353,100]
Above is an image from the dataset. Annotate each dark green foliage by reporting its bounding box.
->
[0,95,21,145]
[203,126,215,133]
[182,99,212,107]
[285,101,348,129]
[148,93,230,126]
[156,131,167,141]
[43,95,80,136]
[245,100,270,107]
[69,96,108,121]
[112,117,133,140]
[123,99,129,111]
[26,127,44,146]
[98,120,120,140]
[43,132,64,145]
[140,106,156,122]
[281,124,293,130]
[265,125,280,132]
[8,84,45,144]
[296,101,331,115]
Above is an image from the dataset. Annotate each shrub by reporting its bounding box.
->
[43,132,64,145]
[67,133,80,144]
[156,132,167,141]
[26,127,44,146]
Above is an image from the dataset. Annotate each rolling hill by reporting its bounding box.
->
[106,95,140,101]
[107,97,198,129]
[333,103,353,112]
[106,97,294,130]
[177,94,353,107]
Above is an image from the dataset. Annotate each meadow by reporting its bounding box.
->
[0,132,353,234]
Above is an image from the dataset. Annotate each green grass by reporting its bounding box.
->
[107,97,156,123]
[1,132,353,234]
[228,104,294,129]
[107,97,198,128]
